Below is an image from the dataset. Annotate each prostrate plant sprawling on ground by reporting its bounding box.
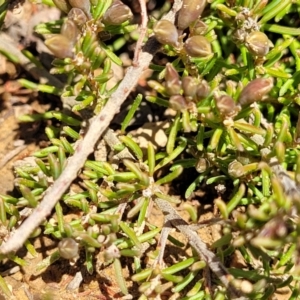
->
[0,0,300,299]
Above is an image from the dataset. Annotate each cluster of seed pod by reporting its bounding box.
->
[213,77,273,122]
[163,63,210,113]
[153,0,212,59]
[44,0,133,110]
[47,1,92,59]
[47,1,132,60]
[232,7,271,58]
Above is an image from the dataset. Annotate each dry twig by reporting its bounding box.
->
[155,198,248,300]
[133,0,148,66]
[0,144,26,170]
[0,0,183,255]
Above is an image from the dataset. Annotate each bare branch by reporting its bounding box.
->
[155,198,248,300]
[0,144,26,170]
[133,0,148,66]
[0,0,183,255]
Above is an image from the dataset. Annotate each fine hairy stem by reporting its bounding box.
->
[0,0,183,255]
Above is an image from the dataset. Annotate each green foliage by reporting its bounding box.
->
[0,1,8,29]
[33,0,136,112]
[1,0,300,299]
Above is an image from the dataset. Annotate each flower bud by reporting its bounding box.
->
[182,76,198,98]
[238,78,273,106]
[184,36,212,57]
[246,31,270,57]
[102,1,133,25]
[61,19,80,44]
[164,63,181,95]
[169,95,188,111]
[58,238,79,259]
[45,34,74,58]
[68,8,87,26]
[52,0,72,14]
[68,0,91,18]
[154,20,178,46]
[215,95,239,117]
[177,0,206,30]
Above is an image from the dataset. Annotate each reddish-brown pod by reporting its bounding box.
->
[238,78,273,106]
[177,0,206,30]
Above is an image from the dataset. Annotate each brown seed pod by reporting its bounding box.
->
[52,0,72,14]
[68,8,87,26]
[61,19,80,44]
[215,95,239,117]
[196,80,210,100]
[102,1,133,25]
[165,63,180,83]
[153,20,179,46]
[169,95,188,111]
[45,34,74,59]
[68,0,91,18]
[184,35,212,57]
[238,77,273,106]
[246,31,270,57]
[190,20,208,36]
[182,76,198,98]
[177,0,206,30]
[58,238,79,259]
[164,63,181,95]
